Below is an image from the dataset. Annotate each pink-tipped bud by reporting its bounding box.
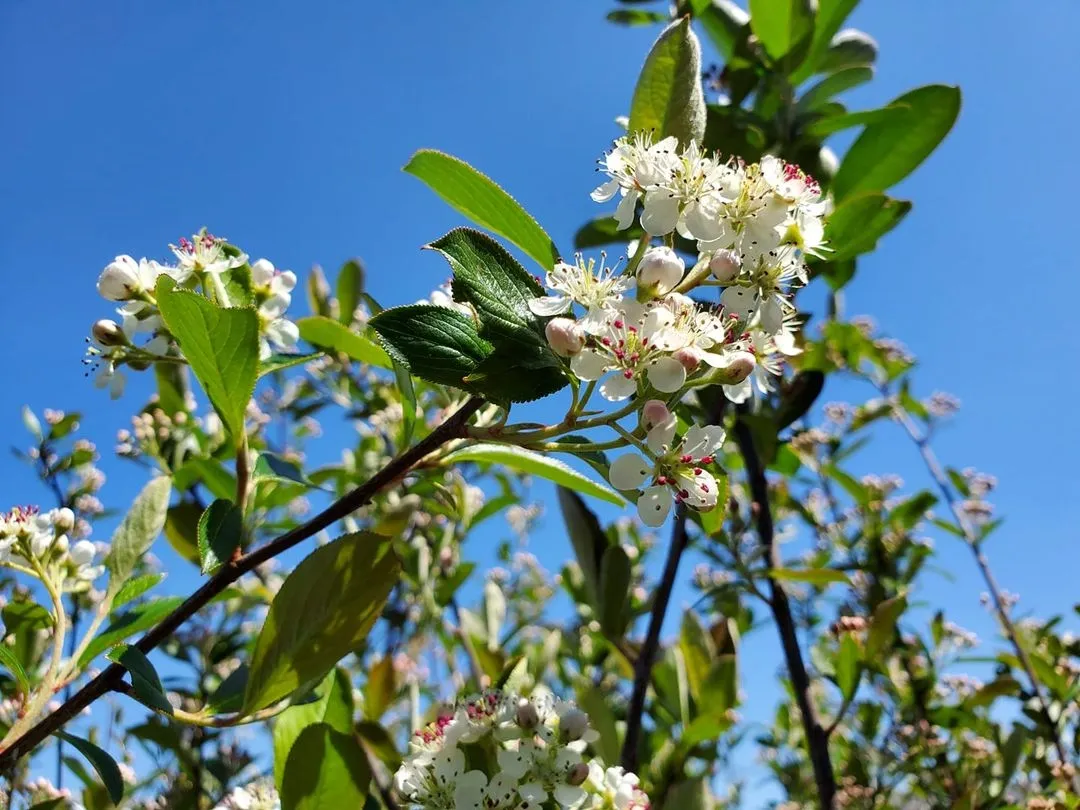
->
[709,249,742,283]
[641,399,672,430]
[92,319,128,347]
[545,317,585,357]
[725,351,756,382]
[567,762,590,786]
[674,346,703,372]
[637,246,685,296]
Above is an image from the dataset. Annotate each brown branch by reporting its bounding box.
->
[621,504,690,773]
[0,397,485,772]
[732,414,836,810]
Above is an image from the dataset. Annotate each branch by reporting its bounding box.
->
[886,397,1079,790]
[732,414,836,810]
[621,504,690,773]
[0,397,485,771]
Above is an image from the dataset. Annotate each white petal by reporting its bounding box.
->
[645,417,678,455]
[676,469,719,511]
[758,295,784,334]
[723,379,752,404]
[529,295,572,316]
[609,454,652,491]
[614,192,639,230]
[681,424,726,459]
[720,285,759,321]
[637,485,673,527]
[640,194,680,236]
[266,318,300,349]
[591,178,620,203]
[570,349,609,381]
[646,356,686,393]
[600,372,638,401]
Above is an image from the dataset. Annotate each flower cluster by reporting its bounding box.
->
[0,505,103,590]
[608,400,726,527]
[394,689,649,810]
[214,779,281,810]
[86,230,299,398]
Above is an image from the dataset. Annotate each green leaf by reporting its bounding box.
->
[748,0,814,63]
[797,66,872,110]
[556,487,607,610]
[817,29,878,74]
[574,217,644,250]
[156,278,259,443]
[172,457,236,502]
[995,726,1027,799]
[107,644,173,715]
[362,656,396,721]
[599,545,632,638]
[241,532,401,714]
[260,352,320,377]
[392,361,417,447]
[802,104,909,138]
[577,685,620,766]
[354,721,402,771]
[253,452,317,489]
[369,304,492,391]
[162,502,203,566]
[690,0,749,61]
[629,17,707,147]
[866,595,907,661]
[0,643,30,695]
[3,601,54,634]
[404,149,559,270]
[274,668,355,787]
[197,498,243,575]
[824,192,912,262]
[836,633,861,700]
[833,84,961,200]
[104,476,172,588]
[441,444,622,505]
[297,315,391,369]
[280,723,371,810]
[79,597,184,667]
[607,9,668,25]
[792,0,859,82]
[771,567,851,587]
[56,732,124,805]
[336,259,365,325]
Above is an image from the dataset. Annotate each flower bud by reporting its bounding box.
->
[637,246,684,296]
[97,256,144,301]
[545,317,585,357]
[725,351,756,383]
[92,319,128,347]
[567,762,590,786]
[709,249,742,283]
[54,507,76,532]
[640,399,672,431]
[560,708,590,741]
[516,700,540,729]
[70,539,96,567]
[674,346,703,372]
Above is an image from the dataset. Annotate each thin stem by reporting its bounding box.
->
[621,505,690,773]
[886,395,1078,786]
[235,434,250,518]
[622,236,651,278]
[0,397,485,770]
[112,682,287,727]
[733,414,836,809]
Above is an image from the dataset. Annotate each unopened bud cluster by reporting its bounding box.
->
[394,689,650,809]
[0,505,103,591]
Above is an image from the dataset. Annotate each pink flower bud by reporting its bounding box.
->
[637,246,684,295]
[709,249,742,283]
[674,346,703,372]
[725,351,756,382]
[641,399,672,430]
[567,762,590,786]
[545,317,585,357]
[92,319,127,347]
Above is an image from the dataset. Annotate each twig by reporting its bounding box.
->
[886,396,1079,788]
[732,414,836,809]
[0,397,485,771]
[621,504,690,773]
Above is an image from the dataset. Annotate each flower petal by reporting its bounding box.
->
[646,356,686,393]
[637,485,673,527]
[528,295,571,317]
[609,453,652,491]
[570,349,610,382]
[641,193,680,236]
[600,373,638,401]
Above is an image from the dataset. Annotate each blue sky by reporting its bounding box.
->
[3,0,1080,802]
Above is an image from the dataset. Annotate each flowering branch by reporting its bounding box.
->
[0,396,484,772]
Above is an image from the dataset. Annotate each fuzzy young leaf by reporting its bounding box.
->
[274,668,355,787]
[56,732,124,805]
[156,278,260,443]
[404,149,559,270]
[833,84,961,200]
[441,444,623,505]
[629,17,707,147]
[369,304,492,391]
[241,532,401,714]
[104,476,172,588]
[197,498,243,575]
[297,315,391,369]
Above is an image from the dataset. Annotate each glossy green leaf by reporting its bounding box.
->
[253,452,317,489]
[362,656,397,721]
[607,9,667,25]
[260,352,320,377]
[156,278,259,443]
[404,149,559,270]
[297,315,390,369]
[162,502,203,566]
[866,594,907,662]
[599,544,632,638]
[107,644,173,715]
[817,29,878,74]
[280,723,371,810]
[441,444,622,505]
[836,633,861,700]
[824,192,912,262]
[792,0,859,81]
[335,259,365,324]
[103,476,172,588]
[798,66,872,110]
[802,104,909,138]
[0,643,30,695]
[2,600,54,634]
[274,668,355,787]
[629,17,706,147]
[241,532,401,714]
[771,567,851,587]
[79,597,184,667]
[833,84,961,200]
[748,0,814,62]
[574,217,645,250]
[690,0,749,61]
[369,304,492,390]
[556,487,607,609]
[197,498,243,575]
[56,732,124,805]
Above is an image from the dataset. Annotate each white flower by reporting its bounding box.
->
[93,363,126,400]
[250,258,297,300]
[636,246,684,296]
[97,256,153,301]
[592,133,680,230]
[529,254,634,332]
[584,764,650,810]
[425,281,474,317]
[170,233,247,280]
[69,539,96,567]
[455,772,519,810]
[609,405,726,527]
[252,259,299,359]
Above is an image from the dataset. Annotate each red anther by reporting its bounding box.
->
[680,454,693,463]
[628,325,637,333]
[630,353,640,362]
[694,468,702,475]
[680,489,690,499]
[701,484,709,492]
[613,319,624,329]
[602,337,612,346]
[700,455,714,464]
[623,369,633,379]
[656,476,668,485]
